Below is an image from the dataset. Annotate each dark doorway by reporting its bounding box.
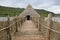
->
[26,15,30,20]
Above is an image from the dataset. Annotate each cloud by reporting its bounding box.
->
[0,0,60,14]
[47,6,60,13]
[54,0,60,5]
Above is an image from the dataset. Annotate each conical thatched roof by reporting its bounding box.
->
[19,4,40,17]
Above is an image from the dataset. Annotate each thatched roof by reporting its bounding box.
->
[19,5,40,17]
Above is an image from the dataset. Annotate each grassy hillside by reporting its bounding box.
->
[0,6,55,17]
[35,9,55,17]
[0,6,24,17]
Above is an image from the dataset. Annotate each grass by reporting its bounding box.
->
[0,6,55,17]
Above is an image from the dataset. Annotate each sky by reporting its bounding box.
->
[0,0,60,14]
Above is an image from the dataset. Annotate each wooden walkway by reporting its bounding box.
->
[12,20,45,40]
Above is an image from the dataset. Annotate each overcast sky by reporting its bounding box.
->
[0,0,60,14]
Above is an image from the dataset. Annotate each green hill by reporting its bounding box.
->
[0,6,55,17]
[35,9,55,17]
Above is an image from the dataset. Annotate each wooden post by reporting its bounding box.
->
[34,17,36,25]
[19,18,21,27]
[36,17,38,28]
[38,17,40,30]
[31,17,33,21]
[46,13,52,40]
[6,15,12,40]
[39,17,41,31]
[15,15,18,32]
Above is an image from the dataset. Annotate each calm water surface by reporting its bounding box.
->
[0,17,60,22]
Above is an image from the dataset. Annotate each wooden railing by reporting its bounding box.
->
[0,16,23,40]
[0,19,15,40]
[31,15,60,40]
[38,17,60,40]
[0,14,60,40]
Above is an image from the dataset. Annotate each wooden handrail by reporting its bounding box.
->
[0,18,20,32]
[40,23,60,33]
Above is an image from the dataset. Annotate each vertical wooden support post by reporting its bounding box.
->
[35,17,36,26]
[21,18,22,26]
[31,17,33,21]
[37,17,39,28]
[34,17,35,22]
[39,17,41,31]
[46,13,52,40]
[36,17,37,27]
[22,17,23,23]
[19,18,20,27]
[38,17,39,30]
[15,15,18,32]
[31,17,32,21]
[36,17,37,28]
[23,17,25,23]
[20,18,21,27]
[24,17,25,23]
[33,17,35,23]
[23,17,24,23]
[20,18,22,26]
[38,17,41,31]
[40,17,45,33]
[7,15,12,40]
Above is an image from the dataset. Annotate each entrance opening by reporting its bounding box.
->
[26,15,30,20]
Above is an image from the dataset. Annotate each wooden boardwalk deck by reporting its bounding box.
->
[12,20,45,40]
